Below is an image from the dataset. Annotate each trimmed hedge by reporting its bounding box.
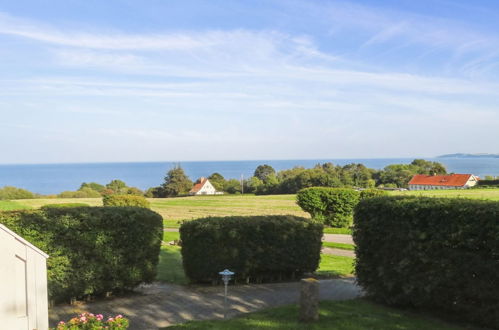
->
[103,194,150,208]
[296,187,360,227]
[0,207,163,302]
[40,203,89,209]
[354,196,499,328]
[180,215,323,283]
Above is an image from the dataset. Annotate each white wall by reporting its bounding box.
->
[0,224,49,330]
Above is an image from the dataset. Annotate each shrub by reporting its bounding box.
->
[0,186,35,199]
[54,312,129,329]
[296,187,360,227]
[103,194,150,208]
[41,203,89,210]
[359,188,388,199]
[57,187,101,198]
[354,196,499,329]
[0,207,163,302]
[180,215,323,283]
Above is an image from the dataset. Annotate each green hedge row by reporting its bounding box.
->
[103,194,150,208]
[354,196,499,328]
[0,207,163,302]
[180,215,323,283]
[296,187,360,227]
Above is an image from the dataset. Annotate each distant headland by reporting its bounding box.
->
[438,153,499,158]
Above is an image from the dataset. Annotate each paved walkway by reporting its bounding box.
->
[49,278,362,329]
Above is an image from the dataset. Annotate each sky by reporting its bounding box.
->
[1,0,499,164]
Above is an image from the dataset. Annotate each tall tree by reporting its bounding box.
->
[106,179,128,194]
[162,165,193,197]
[254,164,276,183]
[208,172,226,191]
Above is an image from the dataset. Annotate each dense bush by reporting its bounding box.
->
[359,188,388,199]
[58,187,101,198]
[476,179,499,187]
[0,185,35,199]
[296,187,360,227]
[354,196,499,328]
[180,215,323,283]
[103,194,150,208]
[0,207,163,302]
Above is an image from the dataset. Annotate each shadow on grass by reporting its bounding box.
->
[164,299,470,329]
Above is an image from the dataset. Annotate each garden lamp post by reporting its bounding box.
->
[219,269,234,319]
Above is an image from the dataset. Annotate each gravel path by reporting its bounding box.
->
[321,247,355,258]
[49,278,362,330]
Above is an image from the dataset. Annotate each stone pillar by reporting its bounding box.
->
[299,278,319,322]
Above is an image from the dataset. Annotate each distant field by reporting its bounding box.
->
[149,194,309,226]
[390,188,499,200]
[13,198,102,208]
[0,200,32,211]
[9,189,499,223]
[11,194,308,223]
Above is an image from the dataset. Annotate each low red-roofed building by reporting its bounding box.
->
[189,177,219,195]
[408,174,479,190]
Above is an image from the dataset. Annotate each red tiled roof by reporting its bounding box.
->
[189,177,208,193]
[408,174,474,187]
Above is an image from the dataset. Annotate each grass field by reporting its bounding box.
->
[0,200,32,211]
[164,299,468,330]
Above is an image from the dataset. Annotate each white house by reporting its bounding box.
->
[0,224,49,330]
[408,174,479,190]
[189,177,220,195]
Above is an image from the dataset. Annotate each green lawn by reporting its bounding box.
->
[164,299,468,329]
[323,227,352,235]
[0,200,32,211]
[322,242,355,251]
[157,245,188,285]
[163,231,180,243]
[316,254,354,277]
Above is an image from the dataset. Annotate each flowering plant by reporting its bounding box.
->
[53,312,129,329]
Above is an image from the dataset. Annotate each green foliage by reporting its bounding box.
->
[161,165,193,197]
[0,186,35,200]
[144,186,163,198]
[359,189,388,199]
[79,182,106,193]
[41,203,89,209]
[102,194,150,208]
[58,187,102,198]
[208,173,226,191]
[477,179,499,187]
[105,179,128,194]
[180,215,323,283]
[410,159,447,175]
[0,207,163,302]
[254,164,276,183]
[224,179,242,194]
[296,187,360,227]
[354,196,499,328]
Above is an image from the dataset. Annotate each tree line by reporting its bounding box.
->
[147,158,447,197]
[0,159,447,199]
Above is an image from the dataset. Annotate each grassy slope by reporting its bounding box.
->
[0,200,32,211]
[165,299,467,330]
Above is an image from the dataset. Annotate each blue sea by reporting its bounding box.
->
[1,158,499,195]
